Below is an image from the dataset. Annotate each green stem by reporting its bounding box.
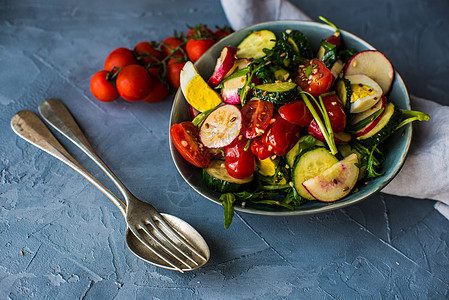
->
[299,91,338,155]
[396,109,430,129]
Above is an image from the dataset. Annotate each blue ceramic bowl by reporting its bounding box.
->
[169,21,411,216]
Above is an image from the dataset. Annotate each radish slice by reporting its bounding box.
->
[350,95,387,125]
[221,75,246,104]
[208,46,237,88]
[351,96,387,138]
[303,153,359,202]
[345,74,383,114]
[224,58,251,78]
[344,50,395,94]
[199,104,242,149]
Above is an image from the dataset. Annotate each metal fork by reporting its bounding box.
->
[12,99,209,272]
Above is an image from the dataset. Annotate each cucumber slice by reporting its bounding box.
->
[303,153,359,202]
[203,160,254,193]
[292,148,338,200]
[253,82,298,105]
[335,77,352,113]
[357,102,402,146]
[236,30,276,59]
[199,104,242,149]
[286,135,325,168]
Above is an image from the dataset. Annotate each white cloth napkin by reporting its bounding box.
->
[221,0,449,219]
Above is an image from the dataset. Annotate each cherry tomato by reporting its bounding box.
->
[250,137,273,160]
[295,58,333,97]
[320,93,346,132]
[225,137,255,179]
[167,57,186,89]
[116,64,152,101]
[186,38,215,63]
[104,47,137,72]
[186,24,214,39]
[213,26,234,40]
[134,41,164,67]
[170,121,210,168]
[160,36,185,57]
[278,99,313,126]
[261,114,301,156]
[241,99,274,139]
[90,70,119,102]
[142,76,169,103]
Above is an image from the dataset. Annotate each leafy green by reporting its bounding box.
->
[397,109,430,129]
[320,40,338,68]
[220,193,236,229]
[351,141,385,179]
[300,91,338,155]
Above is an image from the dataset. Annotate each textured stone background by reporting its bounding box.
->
[1,0,448,299]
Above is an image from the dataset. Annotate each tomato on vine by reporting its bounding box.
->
[90,70,119,102]
[104,47,137,72]
[116,64,153,101]
[134,41,164,67]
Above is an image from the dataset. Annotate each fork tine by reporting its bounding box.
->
[143,218,200,267]
[129,227,187,272]
[140,219,200,269]
[153,214,208,262]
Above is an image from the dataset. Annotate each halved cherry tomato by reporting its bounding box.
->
[250,137,273,160]
[167,57,186,89]
[261,114,301,156]
[186,38,215,63]
[170,121,210,168]
[160,36,185,57]
[295,58,333,97]
[225,137,255,179]
[142,76,169,103]
[90,70,119,102]
[104,47,137,72]
[241,99,274,139]
[278,99,313,126]
[116,64,152,101]
[134,41,164,67]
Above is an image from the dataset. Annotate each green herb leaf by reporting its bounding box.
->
[304,64,314,78]
[220,193,236,229]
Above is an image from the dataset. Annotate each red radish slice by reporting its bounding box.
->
[199,104,242,149]
[344,50,395,94]
[303,153,359,202]
[224,58,251,78]
[208,46,237,88]
[221,75,246,104]
[188,105,200,120]
[351,96,387,138]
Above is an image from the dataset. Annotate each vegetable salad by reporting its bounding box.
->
[170,17,429,228]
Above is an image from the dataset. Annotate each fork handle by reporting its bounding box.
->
[38,98,132,201]
[11,110,127,216]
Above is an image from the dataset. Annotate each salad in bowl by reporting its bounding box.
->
[169,18,429,228]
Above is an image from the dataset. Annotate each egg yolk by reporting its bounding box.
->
[351,84,376,102]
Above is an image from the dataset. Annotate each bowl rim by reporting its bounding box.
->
[169,20,412,216]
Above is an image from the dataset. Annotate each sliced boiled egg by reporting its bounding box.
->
[180,61,222,112]
[345,74,383,114]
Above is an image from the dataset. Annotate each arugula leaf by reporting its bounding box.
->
[220,193,236,229]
